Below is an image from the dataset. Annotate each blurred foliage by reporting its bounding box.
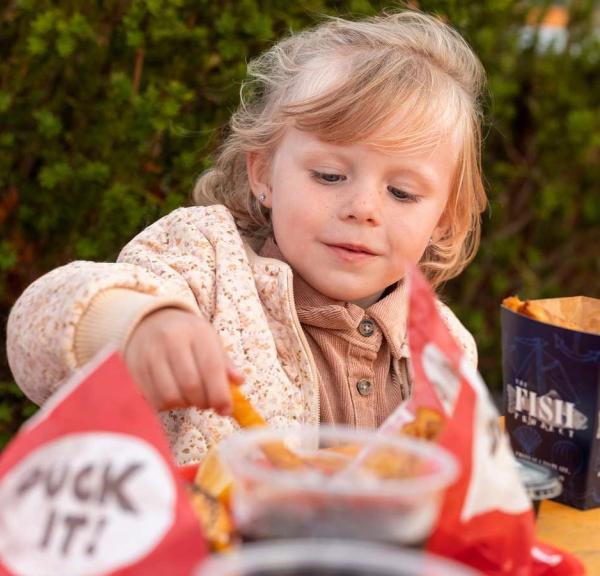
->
[0,0,598,446]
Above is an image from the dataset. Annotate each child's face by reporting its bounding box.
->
[249,127,455,306]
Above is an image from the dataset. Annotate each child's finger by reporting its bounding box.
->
[226,361,245,386]
[192,338,232,416]
[124,346,148,395]
[170,344,206,408]
[129,361,157,407]
[149,358,185,409]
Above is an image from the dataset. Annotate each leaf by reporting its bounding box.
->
[0,92,12,113]
[38,162,72,189]
[78,161,111,183]
[33,110,63,138]
[0,242,17,271]
[26,35,48,56]
[56,33,76,57]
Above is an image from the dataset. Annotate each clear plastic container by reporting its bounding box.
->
[196,539,481,575]
[515,458,563,516]
[217,425,458,546]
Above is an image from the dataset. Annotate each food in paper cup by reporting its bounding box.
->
[215,425,458,547]
[195,539,482,576]
[502,296,580,331]
[502,294,600,510]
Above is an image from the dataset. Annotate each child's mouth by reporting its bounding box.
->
[326,243,378,262]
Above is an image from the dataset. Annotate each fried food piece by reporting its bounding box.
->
[194,383,265,504]
[194,383,303,512]
[313,444,422,480]
[502,296,524,313]
[324,444,363,458]
[503,296,578,330]
[361,448,422,479]
[230,383,305,469]
[187,483,234,551]
[401,406,445,441]
[300,447,355,474]
[503,296,552,322]
[520,300,554,324]
[261,441,306,470]
[230,384,267,428]
[195,447,233,504]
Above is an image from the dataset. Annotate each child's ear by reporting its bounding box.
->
[246,151,272,208]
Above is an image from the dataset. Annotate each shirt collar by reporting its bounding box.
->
[259,237,409,358]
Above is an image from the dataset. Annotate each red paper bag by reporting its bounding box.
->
[0,350,207,576]
[381,267,584,576]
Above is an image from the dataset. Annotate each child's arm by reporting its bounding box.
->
[6,206,237,411]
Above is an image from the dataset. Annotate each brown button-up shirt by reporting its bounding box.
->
[260,239,411,429]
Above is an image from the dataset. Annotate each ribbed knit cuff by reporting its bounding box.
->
[74,288,197,366]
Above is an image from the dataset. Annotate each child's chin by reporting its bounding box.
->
[331,288,386,307]
[302,275,387,305]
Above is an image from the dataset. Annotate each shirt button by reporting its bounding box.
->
[356,378,373,396]
[358,318,375,337]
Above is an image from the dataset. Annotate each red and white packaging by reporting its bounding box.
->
[381,267,584,576]
[0,350,207,576]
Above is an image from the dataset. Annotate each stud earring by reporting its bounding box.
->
[258,193,266,203]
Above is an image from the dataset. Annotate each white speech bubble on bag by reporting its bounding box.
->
[0,432,176,576]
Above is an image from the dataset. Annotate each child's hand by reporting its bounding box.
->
[124,308,243,415]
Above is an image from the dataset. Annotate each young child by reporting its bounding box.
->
[7,10,487,464]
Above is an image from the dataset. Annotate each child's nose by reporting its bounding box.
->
[340,188,382,225]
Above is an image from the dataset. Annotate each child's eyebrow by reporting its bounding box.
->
[300,147,351,164]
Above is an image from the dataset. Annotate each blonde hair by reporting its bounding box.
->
[193,10,487,287]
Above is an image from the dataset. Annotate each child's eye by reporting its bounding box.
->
[311,171,347,184]
[388,185,419,202]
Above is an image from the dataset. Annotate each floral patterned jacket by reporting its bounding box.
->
[7,205,476,464]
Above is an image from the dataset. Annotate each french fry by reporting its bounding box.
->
[300,444,362,474]
[260,441,305,470]
[230,384,267,427]
[521,300,554,324]
[195,382,304,512]
[187,483,234,551]
[503,296,578,330]
[502,296,523,313]
[361,448,422,479]
[230,383,305,469]
[401,406,445,441]
[193,381,306,539]
[194,446,233,502]
[194,383,264,503]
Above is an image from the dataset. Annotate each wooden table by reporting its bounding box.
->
[536,500,600,573]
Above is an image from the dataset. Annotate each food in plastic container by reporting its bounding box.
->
[217,425,458,547]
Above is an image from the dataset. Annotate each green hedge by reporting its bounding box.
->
[1,0,598,447]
